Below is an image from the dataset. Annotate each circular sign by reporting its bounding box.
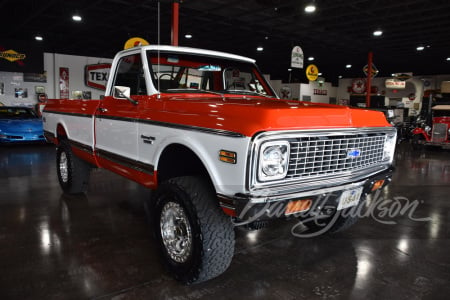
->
[306,64,319,81]
[352,78,366,94]
[124,37,149,49]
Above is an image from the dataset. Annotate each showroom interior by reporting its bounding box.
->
[1,0,449,299]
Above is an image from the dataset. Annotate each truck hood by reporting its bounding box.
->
[158,95,391,137]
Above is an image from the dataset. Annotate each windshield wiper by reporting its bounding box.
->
[224,89,273,98]
[167,88,224,96]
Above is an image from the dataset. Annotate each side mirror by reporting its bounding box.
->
[113,86,131,99]
[113,86,138,105]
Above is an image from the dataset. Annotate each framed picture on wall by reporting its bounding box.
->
[35,86,45,94]
[72,90,82,100]
[14,88,28,98]
[82,91,92,100]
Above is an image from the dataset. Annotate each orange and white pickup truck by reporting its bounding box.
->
[43,45,396,284]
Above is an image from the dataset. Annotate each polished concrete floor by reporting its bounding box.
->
[0,142,449,299]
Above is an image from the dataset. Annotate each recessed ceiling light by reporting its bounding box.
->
[35,35,43,41]
[346,64,352,68]
[288,68,292,71]
[305,4,316,13]
[373,30,383,36]
[416,46,425,51]
[447,57,450,61]
[72,14,82,22]
[265,36,269,40]
[185,34,192,39]
[338,75,343,79]
[318,72,322,76]
[308,56,314,61]
[257,46,264,52]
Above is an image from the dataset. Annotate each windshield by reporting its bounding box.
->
[433,110,450,118]
[0,107,38,119]
[147,51,275,97]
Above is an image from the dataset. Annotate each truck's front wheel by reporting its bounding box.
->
[56,140,91,194]
[153,176,235,284]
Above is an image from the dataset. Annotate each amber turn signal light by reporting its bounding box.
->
[371,179,385,191]
[285,199,312,215]
[219,150,237,164]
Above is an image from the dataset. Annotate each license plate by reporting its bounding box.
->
[337,187,363,210]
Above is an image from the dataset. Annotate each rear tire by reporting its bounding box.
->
[56,140,91,194]
[153,176,235,284]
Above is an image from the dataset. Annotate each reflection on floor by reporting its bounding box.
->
[0,143,449,299]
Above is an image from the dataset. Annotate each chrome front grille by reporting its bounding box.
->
[287,133,386,179]
[431,123,448,143]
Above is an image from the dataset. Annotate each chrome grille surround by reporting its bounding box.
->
[431,123,448,143]
[249,127,396,192]
[287,133,385,180]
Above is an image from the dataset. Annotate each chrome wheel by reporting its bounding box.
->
[160,201,193,263]
[59,152,69,183]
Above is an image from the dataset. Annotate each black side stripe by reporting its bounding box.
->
[97,114,245,138]
[68,139,94,154]
[45,110,244,137]
[95,148,154,175]
[43,110,93,118]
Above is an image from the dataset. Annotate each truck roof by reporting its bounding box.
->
[117,45,256,64]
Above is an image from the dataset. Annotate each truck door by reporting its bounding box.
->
[95,53,145,173]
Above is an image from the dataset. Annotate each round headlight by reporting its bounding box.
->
[258,141,290,181]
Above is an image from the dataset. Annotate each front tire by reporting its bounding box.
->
[411,134,425,150]
[153,176,235,284]
[56,140,91,194]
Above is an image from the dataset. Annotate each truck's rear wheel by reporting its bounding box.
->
[153,176,235,284]
[56,140,91,194]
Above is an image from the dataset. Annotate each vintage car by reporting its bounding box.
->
[43,45,396,284]
[412,105,450,149]
[0,106,46,143]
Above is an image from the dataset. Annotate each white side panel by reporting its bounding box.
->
[43,112,94,147]
[138,123,251,196]
[95,118,138,160]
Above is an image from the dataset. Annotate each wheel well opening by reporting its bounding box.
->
[157,144,212,185]
[57,124,67,141]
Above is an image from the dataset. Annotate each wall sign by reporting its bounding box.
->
[351,78,366,94]
[59,67,69,99]
[385,78,406,89]
[313,89,327,95]
[85,63,112,90]
[0,41,43,73]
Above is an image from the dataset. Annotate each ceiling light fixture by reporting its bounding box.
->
[373,30,383,36]
[346,64,352,68]
[257,46,264,52]
[288,68,292,71]
[305,4,316,13]
[338,75,343,79]
[185,34,192,39]
[416,46,425,51]
[447,57,450,61]
[35,35,43,41]
[72,14,82,22]
[318,72,322,76]
[308,56,314,61]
